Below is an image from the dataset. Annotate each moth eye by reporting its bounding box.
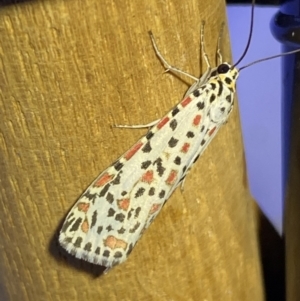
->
[217,64,230,74]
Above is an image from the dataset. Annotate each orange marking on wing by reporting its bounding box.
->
[117,198,130,211]
[94,172,114,187]
[208,127,216,136]
[77,202,90,213]
[166,170,178,185]
[193,114,201,126]
[157,117,169,129]
[181,96,192,107]
[125,141,143,160]
[181,143,190,153]
[104,235,127,250]
[149,203,161,214]
[141,170,154,184]
[81,218,89,233]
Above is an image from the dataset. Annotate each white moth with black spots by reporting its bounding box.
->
[59,22,238,273]
[59,2,300,272]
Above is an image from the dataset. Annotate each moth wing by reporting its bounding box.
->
[59,80,231,269]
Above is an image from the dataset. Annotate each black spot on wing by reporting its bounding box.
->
[61,217,75,233]
[169,119,177,130]
[67,213,74,220]
[210,82,216,90]
[210,94,216,103]
[142,141,152,153]
[129,222,141,233]
[193,89,201,97]
[106,225,113,232]
[168,137,179,147]
[111,173,121,185]
[159,190,166,198]
[174,156,181,165]
[135,207,141,218]
[146,131,154,140]
[115,213,125,222]
[226,94,232,103]
[186,131,194,138]
[74,237,83,248]
[99,183,111,197]
[154,158,165,176]
[197,101,205,110]
[108,208,115,217]
[91,210,98,228]
[127,208,134,220]
[114,251,123,258]
[63,237,72,244]
[135,187,145,198]
[114,160,123,171]
[70,218,82,232]
[118,227,126,234]
[141,160,151,169]
[84,242,92,252]
[172,107,180,116]
[106,192,114,203]
[149,187,155,196]
[126,243,134,255]
[83,191,97,201]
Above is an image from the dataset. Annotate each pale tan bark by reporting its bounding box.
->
[0,0,264,300]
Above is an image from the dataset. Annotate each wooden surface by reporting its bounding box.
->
[285,55,300,301]
[0,0,264,300]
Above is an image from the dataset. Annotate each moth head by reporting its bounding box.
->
[215,62,239,91]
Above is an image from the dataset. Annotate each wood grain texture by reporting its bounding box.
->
[285,59,300,301]
[0,0,264,300]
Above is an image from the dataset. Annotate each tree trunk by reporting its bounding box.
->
[0,0,264,300]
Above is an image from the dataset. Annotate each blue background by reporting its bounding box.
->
[227,5,282,233]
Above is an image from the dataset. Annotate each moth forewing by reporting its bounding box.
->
[59,56,238,272]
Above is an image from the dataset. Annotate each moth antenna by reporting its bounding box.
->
[239,48,300,71]
[232,0,255,68]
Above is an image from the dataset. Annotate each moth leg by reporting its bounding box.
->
[183,22,216,97]
[149,31,198,81]
[103,266,111,275]
[183,67,216,97]
[114,119,160,129]
[217,22,225,64]
[179,163,195,192]
[200,21,211,70]
[176,166,191,192]
[179,144,209,191]
[179,173,188,192]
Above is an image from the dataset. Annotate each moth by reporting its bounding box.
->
[59,2,300,272]
[59,21,237,272]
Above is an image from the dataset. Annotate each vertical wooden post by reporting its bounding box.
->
[0,0,264,300]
